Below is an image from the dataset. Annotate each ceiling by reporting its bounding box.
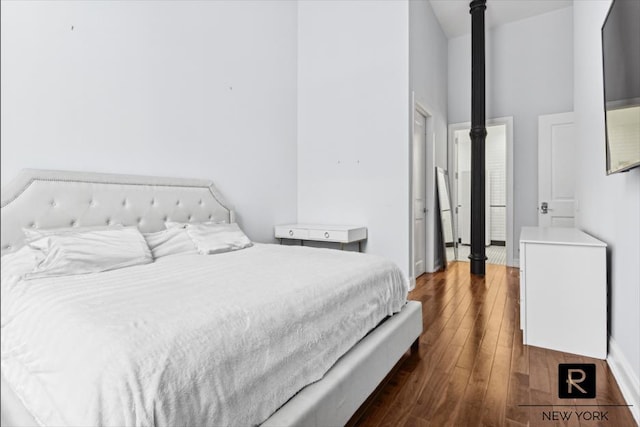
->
[429,0,573,39]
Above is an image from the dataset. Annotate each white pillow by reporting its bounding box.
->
[184,222,252,255]
[23,224,124,241]
[165,220,227,230]
[26,227,152,279]
[143,228,198,259]
[1,245,45,281]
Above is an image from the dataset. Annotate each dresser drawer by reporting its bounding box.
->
[309,229,349,242]
[275,226,309,240]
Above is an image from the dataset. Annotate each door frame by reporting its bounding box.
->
[448,116,515,267]
[409,93,435,289]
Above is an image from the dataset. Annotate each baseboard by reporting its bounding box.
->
[408,276,416,292]
[607,337,640,425]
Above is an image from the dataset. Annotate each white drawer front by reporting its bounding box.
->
[309,229,348,242]
[275,227,309,239]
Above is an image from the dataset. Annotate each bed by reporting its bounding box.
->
[0,169,422,427]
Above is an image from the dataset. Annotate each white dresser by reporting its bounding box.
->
[519,227,607,359]
[275,224,367,251]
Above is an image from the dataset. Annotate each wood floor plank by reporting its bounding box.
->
[353,262,636,427]
[480,269,515,426]
[453,267,509,426]
[374,263,500,427]
[427,365,471,425]
[505,321,530,425]
[354,357,415,427]
[529,346,552,396]
[413,266,502,423]
[403,415,432,427]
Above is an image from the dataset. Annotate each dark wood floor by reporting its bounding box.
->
[354,262,636,427]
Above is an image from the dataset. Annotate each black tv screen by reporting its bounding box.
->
[601,0,640,174]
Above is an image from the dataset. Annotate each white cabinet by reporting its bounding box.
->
[519,227,607,359]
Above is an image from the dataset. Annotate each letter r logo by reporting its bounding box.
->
[559,364,596,398]
[566,369,587,394]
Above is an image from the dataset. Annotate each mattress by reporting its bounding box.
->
[0,244,408,427]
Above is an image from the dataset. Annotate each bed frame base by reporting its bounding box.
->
[262,300,422,427]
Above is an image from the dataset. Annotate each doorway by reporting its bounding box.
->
[413,110,427,277]
[448,117,514,267]
[409,96,435,288]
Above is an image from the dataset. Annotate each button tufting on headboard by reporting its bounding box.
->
[1,169,235,255]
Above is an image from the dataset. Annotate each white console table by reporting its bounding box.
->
[275,224,367,251]
[519,227,607,359]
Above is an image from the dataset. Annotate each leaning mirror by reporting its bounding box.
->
[436,167,456,267]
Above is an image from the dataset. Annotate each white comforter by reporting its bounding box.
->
[1,244,407,427]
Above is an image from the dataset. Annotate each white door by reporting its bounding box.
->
[538,112,576,227]
[413,111,427,275]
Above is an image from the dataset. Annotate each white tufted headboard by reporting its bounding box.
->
[1,169,235,256]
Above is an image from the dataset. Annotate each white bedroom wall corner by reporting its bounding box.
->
[608,337,640,425]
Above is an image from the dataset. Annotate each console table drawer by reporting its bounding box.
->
[275,226,308,240]
[309,229,348,242]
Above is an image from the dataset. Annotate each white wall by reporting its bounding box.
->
[448,7,574,257]
[410,0,448,169]
[0,0,298,243]
[573,0,640,416]
[297,0,410,275]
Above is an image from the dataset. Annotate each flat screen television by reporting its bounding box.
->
[601,0,640,174]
